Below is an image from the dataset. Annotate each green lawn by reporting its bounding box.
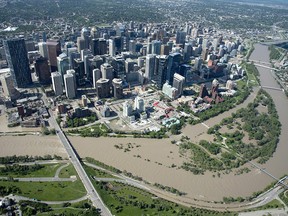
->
[246,199,284,212]
[0,180,86,201]
[59,164,77,178]
[279,190,288,206]
[84,167,236,216]
[0,163,63,178]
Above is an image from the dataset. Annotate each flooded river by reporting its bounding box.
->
[71,44,288,206]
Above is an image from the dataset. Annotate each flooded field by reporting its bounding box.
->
[0,135,67,158]
[71,44,288,204]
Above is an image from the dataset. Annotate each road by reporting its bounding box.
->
[5,194,89,205]
[48,109,112,216]
[85,162,151,191]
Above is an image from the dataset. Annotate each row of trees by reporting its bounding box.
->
[0,164,44,176]
[0,155,62,165]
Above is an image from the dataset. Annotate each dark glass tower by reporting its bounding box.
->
[4,38,32,88]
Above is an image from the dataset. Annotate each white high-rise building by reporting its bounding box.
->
[0,73,20,100]
[101,63,114,81]
[38,42,48,58]
[123,101,133,117]
[134,96,145,112]
[173,73,185,98]
[129,40,136,53]
[64,73,76,99]
[109,39,115,56]
[145,54,156,79]
[66,69,77,89]
[51,72,63,96]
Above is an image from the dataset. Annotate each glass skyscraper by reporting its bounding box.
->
[4,38,32,88]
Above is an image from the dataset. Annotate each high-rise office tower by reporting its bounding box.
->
[25,39,35,52]
[90,56,103,70]
[51,72,63,96]
[81,27,91,49]
[202,48,209,61]
[91,38,100,55]
[167,53,181,84]
[173,73,185,98]
[77,37,86,53]
[93,69,101,88]
[194,57,203,70]
[176,31,186,45]
[38,42,49,58]
[73,58,85,86]
[4,38,32,88]
[111,57,125,78]
[151,40,161,55]
[96,78,110,99]
[184,43,193,62]
[91,27,98,39]
[167,41,174,51]
[64,42,75,55]
[101,63,114,82]
[34,56,51,84]
[67,48,80,69]
[64,73,76,99]
[80,49,92,61]
[123,101,133,117]
[138,57,145,68]
[83,54,94,80]
[57,53,69,81]
[155,55,169,89]
[66,69,77,89]
[0,73,20,100]
[134,96,145,112]
[109,39,116,56]
[125,59,135,74]
[145,54,156,79]
[114,36,122,53]
[112,78,123,99]
[46,40,61,72]
[129,40,136,54]
[161,44,170,55]
[99,39,108,55]
[202,38,209,49]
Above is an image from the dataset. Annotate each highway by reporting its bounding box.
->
[48,110,112,216]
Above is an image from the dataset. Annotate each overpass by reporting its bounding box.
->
[261,86,283,91]
[253,63,280,71]
[46,110,112,215]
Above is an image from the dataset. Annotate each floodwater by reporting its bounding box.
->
[0,135,67,158]
[71,44,288,206]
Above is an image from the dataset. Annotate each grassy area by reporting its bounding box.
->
[245,199,284,212]
[58,164,77,178]
[68,124,111,137]
[279,190,288,206]
[242,62,260,86]
[0,163,63,178]
[84,167,236,216]
[269,45,282,61]
[0,180,86,201]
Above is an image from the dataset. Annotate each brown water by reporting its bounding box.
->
[71,44,288,205]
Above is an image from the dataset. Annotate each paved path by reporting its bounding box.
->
[5,194,89,205]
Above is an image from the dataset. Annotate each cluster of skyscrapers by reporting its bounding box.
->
[0,22,244,102]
